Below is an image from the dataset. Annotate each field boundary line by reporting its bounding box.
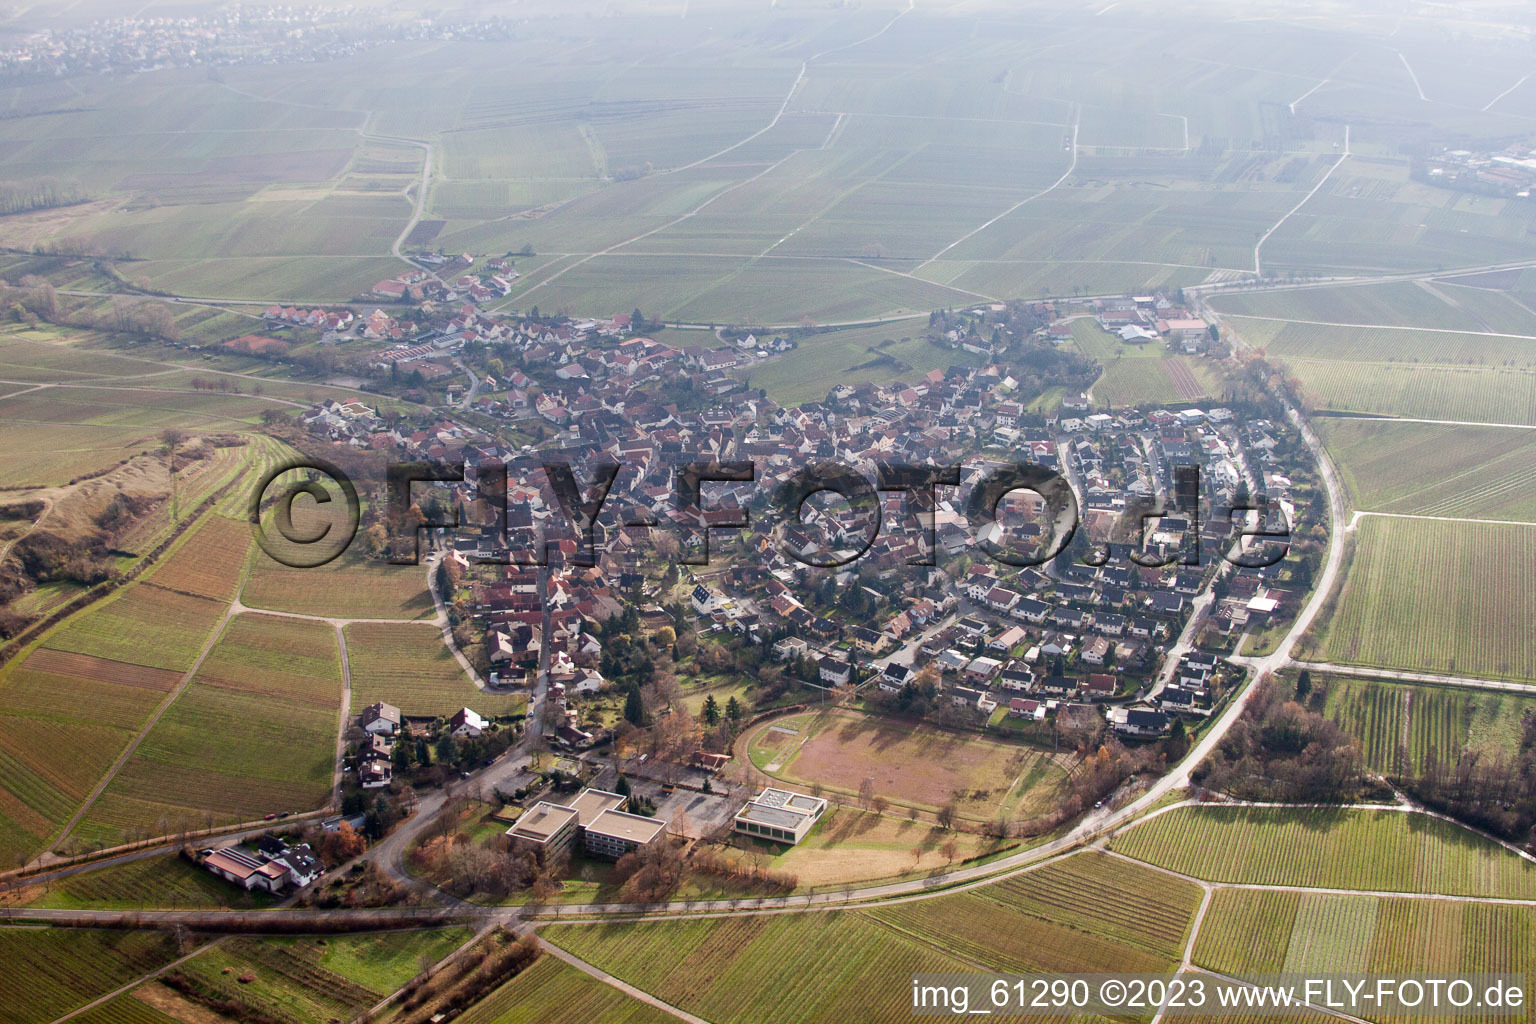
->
[45,544,260,859]
[48,935,228,1024]
[1289,660,1536,697]
[1351,509,1536,528]
[916,118,1079,271]
[1149,882,1212,1024]
[1253,124,1349,278]
[537,939,716,1024]
[1218,313,1536,341]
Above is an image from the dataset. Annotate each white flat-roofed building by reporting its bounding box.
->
[506,801,580,857]
[507,788,662,861]
[583,809,668,859]
[733,787,828,845]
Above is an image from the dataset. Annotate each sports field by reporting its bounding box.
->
[744,709,1070,822]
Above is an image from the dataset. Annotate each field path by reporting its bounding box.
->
[332,622,352,809]
[43,600,241,862]
[48,936,228,1024]
[1253,124,1349,279]
[539,940,714,1024]
[1289,660,1536,697]
[916,119,1079,271]
[1348,509,1536,529]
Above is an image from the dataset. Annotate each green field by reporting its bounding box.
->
[732,318,966,407]
[22,850,274,910]
[456,956,678,1024]
[1311,517,1536,680]
[543,850,1198,1023]
[345,621,528,717]
[1194,888,1535,1021]
[170,929,474,1024]
[0,927,181,1024]
[1284,360,1536,424]
[242,543,436,621]
[1315,673,1536,776]
[1317,418,1536,521]
[74,612,343,844]
[1112,805,1536,898]
[1212,282,1486,331]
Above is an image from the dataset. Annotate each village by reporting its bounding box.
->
[165,268,1333,904]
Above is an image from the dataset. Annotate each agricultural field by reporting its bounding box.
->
[1282,360,1536,425]
[1226,316,1536,367]
[731,318,968,407]
[1111,805,1536,899]
[1211,282,1485,332]
[18,850,274,910]
[0,646,184,862]
[1316,418,1536,522]
[168,929,474,1024]
[0,927,181,1024]
[541,911,997,1024]
[74,612,343,844]
[345,621,528,718]
[242,535,435,621]
[1194,888,1536,1019]
[867,850,1203,974]
[1310,517,1536,680]
[140,512,252,601]
[543,851,1198,1023]
[41,579,226,673]
[744,709,1070,822]
[456,956,678,1024]
[1312,673,1536,776]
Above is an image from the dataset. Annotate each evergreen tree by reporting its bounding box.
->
[702,694,721,727]
[624,684,646,726]
[725,695,743,724]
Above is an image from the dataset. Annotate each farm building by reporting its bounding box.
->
[733,787,827,845]
[203,847,289,894]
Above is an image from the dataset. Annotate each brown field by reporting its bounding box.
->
[751,709,1070,821]
[17,649,182,694]
[143,513,251,601]
[1165,357,1205,400]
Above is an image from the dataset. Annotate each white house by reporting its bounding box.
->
[450,707,487,738]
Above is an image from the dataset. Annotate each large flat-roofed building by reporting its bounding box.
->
[505,801,580,857]
[583,809,668,859]
[506,788,662,861]
[733,787,828,845]
[567,788,626,827]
